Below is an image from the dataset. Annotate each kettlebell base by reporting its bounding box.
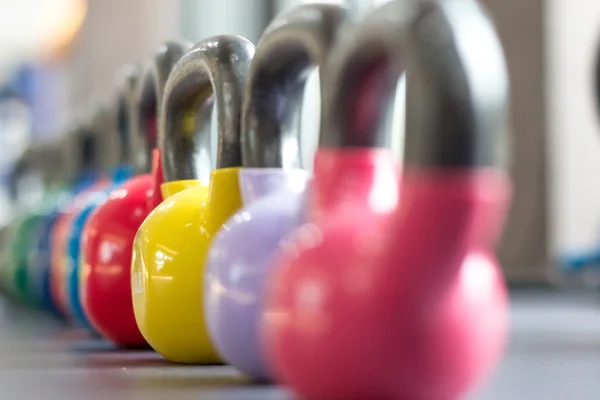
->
[132,168,242,365]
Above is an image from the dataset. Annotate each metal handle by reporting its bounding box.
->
[115,64,143,167]
[241,3,350,169]
[40,137,68,185]
[8,138,67,202]
[96,101,121,172]
[133,41,193,174]
[160,35,255,183]
[319,0,510,169]
[75,109,101,173]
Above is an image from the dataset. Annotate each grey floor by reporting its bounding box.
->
[0,290,598,399]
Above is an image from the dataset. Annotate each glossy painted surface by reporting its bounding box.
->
[132,167,242,364]
[66,209,100,329]
[263,149,512,400]
[79,150,164,346]
[80,173,154,346]
[49,180,108,318]
[27,211,64,315]
[23,188,71,312]
[49,213,76,318]
[65,165,134,330]
[24,215,53,307]
[5,189,65,307]
[0,224,27,304]
[10,214,41,305]
[0,226,13,300]
[160,180,201,199]
[204,168,309,380]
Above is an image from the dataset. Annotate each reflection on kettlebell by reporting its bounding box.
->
[80,41,191,347]
[132,35,254,364]
[204,3,348,381]
[262,1,512,399]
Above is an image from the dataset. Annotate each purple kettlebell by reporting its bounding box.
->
[204,3,349,381]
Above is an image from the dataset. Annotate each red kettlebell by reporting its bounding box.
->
[263,0,512,399]
[80,41,191,347]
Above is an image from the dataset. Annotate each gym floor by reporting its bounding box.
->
[0,290,597,399]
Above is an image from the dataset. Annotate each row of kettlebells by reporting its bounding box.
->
[0,0,512,399]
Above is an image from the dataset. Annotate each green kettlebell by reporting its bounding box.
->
[6,139,68,308]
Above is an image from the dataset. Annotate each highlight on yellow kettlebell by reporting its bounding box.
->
[131,34,255,364]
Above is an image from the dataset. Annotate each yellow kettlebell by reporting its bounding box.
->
[132,35,255,364]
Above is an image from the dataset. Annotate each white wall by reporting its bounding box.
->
[547,0,600,255]
[66,0,180,113]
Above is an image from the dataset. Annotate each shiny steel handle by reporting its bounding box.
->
[242,3,350,169]
[319,0,510,169]
[133,41,193,174]
[160,35,255,183]
[115,64,143,167]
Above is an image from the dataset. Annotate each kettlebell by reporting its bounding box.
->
[263,0,512,399]
[80,41,191,347]
[5,143,54,307]
[0,224,14,301]
[204,3,348,380]
[22,138,71,312]
[64,85,140,331]
[49,116,109,320]
[131,35,254,364]
[39,128,99,319]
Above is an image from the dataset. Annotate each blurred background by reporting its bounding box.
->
[0,0,598,287]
